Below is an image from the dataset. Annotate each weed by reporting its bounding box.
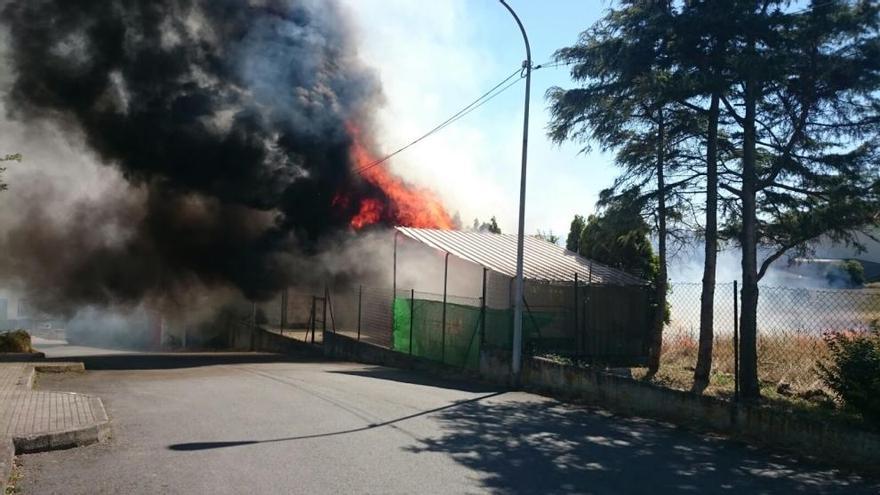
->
[0,330,33,353]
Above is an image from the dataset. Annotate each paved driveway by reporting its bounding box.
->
[15,342,879,494]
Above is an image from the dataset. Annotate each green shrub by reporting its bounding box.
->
[817,325,880,424]
[0,329,34,353]
[842,259,865,287]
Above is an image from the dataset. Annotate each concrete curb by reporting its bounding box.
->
[0,352,46,362]
[0,438,13,494]
[2,361,110,463]
[12,395,111,454]
[33,362,86,374]
[23,362,86,389]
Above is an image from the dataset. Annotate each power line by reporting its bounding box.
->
[430,75,525,134]
[534,59,576,69]
[352,1,847,177]
[354,67,524,174]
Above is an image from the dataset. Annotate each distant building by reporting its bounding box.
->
[782,259,876,287]
[788,230,880,286]
[811,230,880,264]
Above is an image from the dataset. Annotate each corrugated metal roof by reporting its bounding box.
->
[396,227,648,286]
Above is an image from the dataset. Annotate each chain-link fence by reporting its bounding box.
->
[252,280,653,370]
[661,283,880,395]
[252,290,325,344]
[252,286,396,347]
[248,280,876,397]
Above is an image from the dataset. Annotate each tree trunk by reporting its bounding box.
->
[692,93,720,393]
[739,75,760,400]
[647,111,667,377]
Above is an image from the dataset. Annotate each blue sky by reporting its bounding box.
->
[342,0,617,238]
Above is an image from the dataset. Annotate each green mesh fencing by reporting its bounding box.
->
[483,307,513,350]
[392,297,565,369]
[392,298,481,369]
[521,310,572,354]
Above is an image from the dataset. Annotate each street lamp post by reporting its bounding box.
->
[498,0,531,381]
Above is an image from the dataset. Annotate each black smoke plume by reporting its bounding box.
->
[0,0,396,312]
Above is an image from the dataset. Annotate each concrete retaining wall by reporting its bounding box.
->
[0,352,46,362]
[323,331,481,382]
[229,324,318,355]
[501,352,879,472]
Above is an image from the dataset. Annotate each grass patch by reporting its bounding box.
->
[628,333,874,431]
[4,457,22,495]
[655,330,830,392]
[0,330,33,353]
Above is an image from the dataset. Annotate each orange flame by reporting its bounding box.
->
[347,125,454,230]
[350,198,383,229]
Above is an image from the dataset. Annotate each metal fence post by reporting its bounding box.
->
[250,302,256,351]
[320,286,327,344]
[392,231,399,337]
[441,252,450,364]
[573,272,579,354]
[587,268,594,356]
[480,268,487,346]
[733,280,740,402]
[327,287,336,334]
[280,288,287,335]
[357,285,363,342]
[409,289,415,355]
[392,231,398,296]
[309,296,316,344]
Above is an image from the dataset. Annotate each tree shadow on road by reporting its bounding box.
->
[168,391,506,451]
[406,397,878,494]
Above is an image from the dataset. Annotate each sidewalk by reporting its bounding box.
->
[0,361,109,491]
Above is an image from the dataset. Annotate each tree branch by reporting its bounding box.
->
[720,183,742,196]
[766,181,830,200]
[720,95,745,126]
[758,242,798,281]
[675,99,708,114]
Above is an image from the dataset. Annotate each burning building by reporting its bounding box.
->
[0,0,454,322]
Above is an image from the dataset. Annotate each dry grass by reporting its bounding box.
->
[627,328,880,430]
[640,330,830,395]
[4,456,22,495]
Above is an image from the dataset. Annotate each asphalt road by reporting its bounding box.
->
[15,340,879,494]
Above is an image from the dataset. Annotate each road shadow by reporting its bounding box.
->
[168,391,505,451]
[326,367,501,393]
[404,397,879,494]
[46,352,324,370]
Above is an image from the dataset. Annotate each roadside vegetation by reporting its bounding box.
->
[0,330,34,353]
[817,324,880,425]
[4,457,22,495]
[0,152,22,193]
[632,325,880,429]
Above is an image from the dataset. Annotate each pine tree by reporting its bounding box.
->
[547,0,694,373]
[719,0,880,398]
[565,215,586,252]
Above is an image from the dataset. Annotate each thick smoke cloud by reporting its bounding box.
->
[0,0,397,311]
